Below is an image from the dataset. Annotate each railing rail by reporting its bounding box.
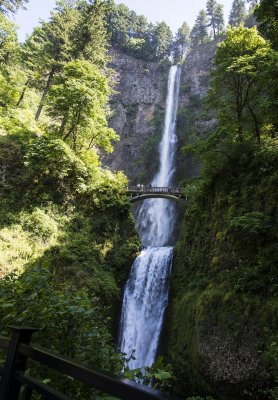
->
[0,327,180,400]
[127,186,182,194]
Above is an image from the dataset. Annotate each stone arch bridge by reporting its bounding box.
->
[126,186,187,205]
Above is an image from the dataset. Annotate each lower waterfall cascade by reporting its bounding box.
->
[119,65,181,369]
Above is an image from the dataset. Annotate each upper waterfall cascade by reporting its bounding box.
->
[119,65,181,369]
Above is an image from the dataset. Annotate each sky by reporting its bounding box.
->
[13,0,235,43]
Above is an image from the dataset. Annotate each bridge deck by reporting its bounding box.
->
[126,186,187,203]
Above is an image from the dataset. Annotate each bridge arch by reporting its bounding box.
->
[126,186,187,206]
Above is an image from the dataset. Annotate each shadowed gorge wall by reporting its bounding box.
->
[164,142,278,399]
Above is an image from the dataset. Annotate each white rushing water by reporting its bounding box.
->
[119,65,181,369]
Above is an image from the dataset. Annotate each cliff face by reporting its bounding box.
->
[104,44,217,186]
[102,48,169,184]
[175,41,218,182]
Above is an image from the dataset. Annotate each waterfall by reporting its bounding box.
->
[119,65,181,369]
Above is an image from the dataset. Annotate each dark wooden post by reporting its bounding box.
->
[0,327,37,400]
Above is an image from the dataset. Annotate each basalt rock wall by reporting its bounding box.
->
[102,48,169,185]
[103,43,217,186]
[175,41,218,182]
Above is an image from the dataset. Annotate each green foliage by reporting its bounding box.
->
[105,1,172,61]
[73,0,110,67]
[172,21,191,63]
[0,129,140,396]
[0,266,124,397]
[228,0,247,27]
[206,0,224,39]
[168,8,278,400]
[190,10,209,45]
[208,26,276,142]
[167,140,278,398]
[0,0,28,14]
[255,0,278,50]
[229,211,271,235]
[47,60,118,153]
[20,0,111,121]
[123,356,174,392]
[0,13,19,65]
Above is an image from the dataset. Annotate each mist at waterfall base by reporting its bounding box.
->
[119,66,181,370]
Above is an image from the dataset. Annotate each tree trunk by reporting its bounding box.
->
[35,66,55,121]
[236,99,243,142]
[59,115,68,136]
[16,78,30,108]
[248,105,261,142]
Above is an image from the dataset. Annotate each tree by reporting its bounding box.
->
[255,0,278,50]
[0,0,28,14]
[173,21,190,63]
[105,1,130,48]
[229,0,247,26]
[46,60,118,153]
[152,22,173,60]
[247,0,259,7]
[190,10,209,45]
[105,0,172,61]
[19,0,111,113]
[206,0,218,39]
[0,13,25,108]
[0,12,19,65]
[208,26,275,142]
[29,1,80,120]
[206,0,225,39]
[73,0,110,67]
[215,3,225,36]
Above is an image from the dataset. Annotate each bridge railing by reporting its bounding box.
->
[127,186,182,194]
[0,327,179,400]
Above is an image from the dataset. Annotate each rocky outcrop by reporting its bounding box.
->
[175,41,218,181]
[102,48,169,184]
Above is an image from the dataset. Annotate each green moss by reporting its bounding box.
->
[165,142,278,400]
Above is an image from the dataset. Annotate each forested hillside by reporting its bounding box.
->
[0,0,277,399]
[0,1,141,396]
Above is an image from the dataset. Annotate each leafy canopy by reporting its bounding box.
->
[47,59,118,153]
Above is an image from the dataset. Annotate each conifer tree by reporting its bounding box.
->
[206,0,225,39]
[229,0,246,27]
[173,21,190,63]
[215,3,225,35]
[190,10,208,45]
[73,0,110,68]
[0,0,28,14]
[20,1,79,119]
[152,21,173,60]
[255,0,278,50]
[206,0,218,39]
[0,12,19,65]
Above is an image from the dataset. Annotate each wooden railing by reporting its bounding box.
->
[0,327,180,400]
